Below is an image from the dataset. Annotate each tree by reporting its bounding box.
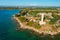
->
[20,8,30,16]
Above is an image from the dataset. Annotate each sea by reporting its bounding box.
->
[0,10,60,40]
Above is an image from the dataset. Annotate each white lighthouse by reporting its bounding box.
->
[39,13,46,25]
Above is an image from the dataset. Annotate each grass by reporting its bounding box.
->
[29,11,40,17]
[26,21,35,26]
[34,24,41,29]
[26,21,41,29]
[18,17,26,22]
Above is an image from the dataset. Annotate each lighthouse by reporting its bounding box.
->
[39,13,46,25]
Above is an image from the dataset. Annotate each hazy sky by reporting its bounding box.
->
[0,0,60,6]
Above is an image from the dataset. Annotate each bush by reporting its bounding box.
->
[34,24,41,29]
[49,14,60,24]
[15,14,20,17]
[26,21,41,29]
[18,17,26,22]
[26,21,34,26]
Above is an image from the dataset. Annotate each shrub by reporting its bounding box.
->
[34,24,41,29]
[26,21,34,26]
[15,14,20,17]
[18,17,26,22]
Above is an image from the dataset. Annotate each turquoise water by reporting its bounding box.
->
[0,10,60,40]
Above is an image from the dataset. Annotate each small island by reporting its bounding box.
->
[14,8,60,35]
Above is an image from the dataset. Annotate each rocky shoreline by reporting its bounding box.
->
[13,16,60,35]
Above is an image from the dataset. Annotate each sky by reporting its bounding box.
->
[0,0,60,7]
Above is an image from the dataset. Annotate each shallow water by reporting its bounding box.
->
[0,10,60,40]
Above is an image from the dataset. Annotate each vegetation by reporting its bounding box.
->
[26,21,35,26]
[49,18,57,24]
[26,21,41,29]
[15,7,60,29]
[34,24,41,29]
[49,13,60,25]
[20,8,30,16]
[15,14,20,17]
[29,11,40,16]
[18,17,26,22]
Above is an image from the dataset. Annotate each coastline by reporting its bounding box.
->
[13,16,60,36]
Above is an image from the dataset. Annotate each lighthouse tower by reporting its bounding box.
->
[39,13,46,25]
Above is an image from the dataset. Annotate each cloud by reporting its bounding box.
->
[28,4,38,6]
